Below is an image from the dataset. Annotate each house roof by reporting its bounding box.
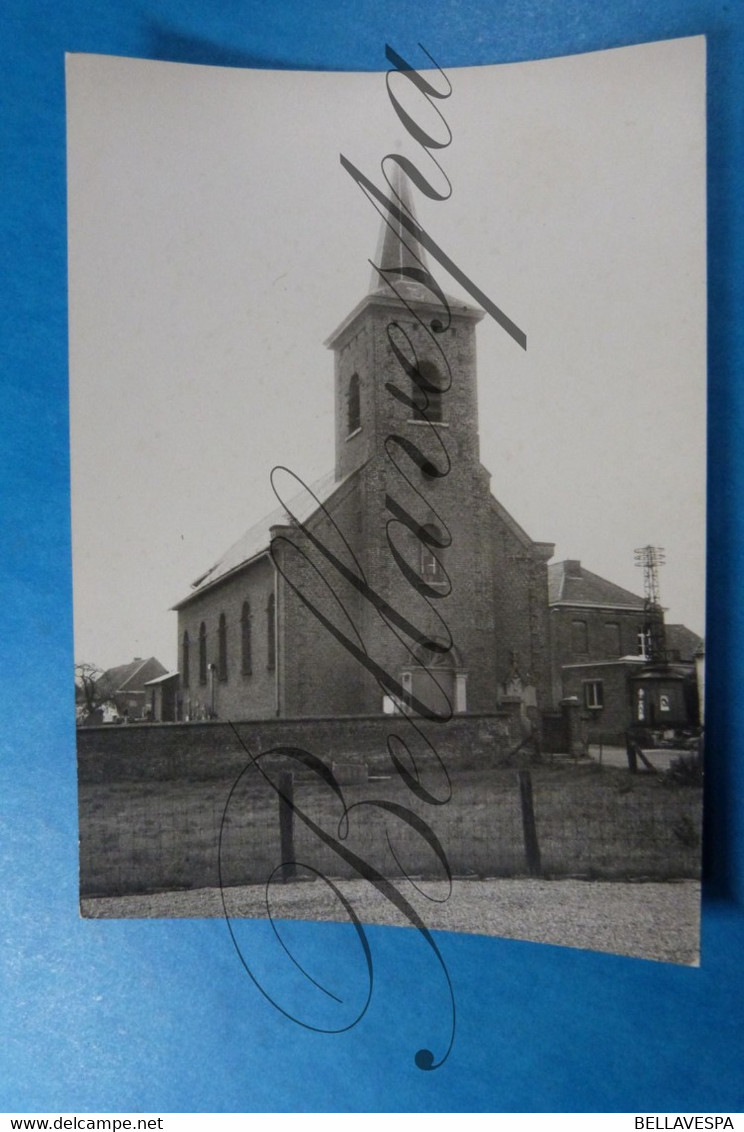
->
[100,656,168,694]
[143,671,179,686]
[172,468,356,609]
[548,560,645,609]
[665,624,704,663]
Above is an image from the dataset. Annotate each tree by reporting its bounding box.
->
[74,662,117,724]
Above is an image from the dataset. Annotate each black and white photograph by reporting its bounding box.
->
[68,38,706,966]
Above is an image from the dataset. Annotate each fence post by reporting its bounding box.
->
[278,771,297,882]
[518,769,542,877]
[626,735,638,773]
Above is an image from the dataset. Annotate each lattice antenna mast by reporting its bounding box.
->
[634,545,667,662]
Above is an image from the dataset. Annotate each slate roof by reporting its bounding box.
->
[143,671,179,686]
[665,624,704,663]
[100,657,167,694]
[369,164,481,312]
[548,560,645,609]
[173,468,355,609]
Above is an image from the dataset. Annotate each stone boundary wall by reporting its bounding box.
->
[77,713,515,784]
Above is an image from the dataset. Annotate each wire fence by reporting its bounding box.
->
[79,761,702,898]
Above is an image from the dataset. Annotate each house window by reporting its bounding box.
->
[198,622,207,684]
[571,619,589,655]
[401,670,413,709]
[347,373,361,435]
[420,523,447,587]
[267,592,276,672]
[604,621,621,656]
[584,680,604,710]
[659,693,671,713]
[241,601,252,675]
[412,361,444,423]
[182,631,190,688]
[218,613,228,681]
[637,628,650,658]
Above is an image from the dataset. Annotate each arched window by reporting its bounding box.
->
[267,593,276,672]
[419,523,447,586]
[241,601,252,675]
[218,613,228,681]
[347,373,361,435]
[198,622,207,684]
[413,361,444,423]
[181,631,190,688]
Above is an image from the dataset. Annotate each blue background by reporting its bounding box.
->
[2,0,743,1113]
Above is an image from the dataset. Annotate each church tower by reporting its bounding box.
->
[323,173,512,717]
[326,171,485,484]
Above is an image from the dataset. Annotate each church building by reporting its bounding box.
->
[172,177,555,722]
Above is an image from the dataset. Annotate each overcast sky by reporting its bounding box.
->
[66,36,706,672]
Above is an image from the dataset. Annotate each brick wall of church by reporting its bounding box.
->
[488,511,553,709]
[324,296,555,717]
[176,555,277,720]
[273,477,371,717]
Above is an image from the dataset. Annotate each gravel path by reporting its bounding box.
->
[81,877,700,965]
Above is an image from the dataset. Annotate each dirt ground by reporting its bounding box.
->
[81,875,701,966]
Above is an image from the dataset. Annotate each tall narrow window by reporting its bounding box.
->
[347,373,361,435]
[571,619,589,655]
[420,523,447,587]
[182,631,190,688]
[412,361,444,423]
[267,593,276,672]
[198,622,207,684]
[218,613,228,681]
[604,621,621,655]
[241,601,252,675]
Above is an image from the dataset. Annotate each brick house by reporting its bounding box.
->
[77,656,168,724]
[548,559,702,742]
[143,671,180,723]
[172,177,555,722]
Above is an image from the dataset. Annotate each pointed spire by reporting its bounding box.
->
[326,162,484,353]
[369,164,431,300]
